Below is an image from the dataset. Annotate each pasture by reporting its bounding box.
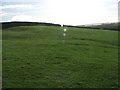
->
[2,26,118,88]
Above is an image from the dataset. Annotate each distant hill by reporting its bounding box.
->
[80,22,119,31]
[59,23,119,31]
[1,22,119,31]
[1,22,61,29]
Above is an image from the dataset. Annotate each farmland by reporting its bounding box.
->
[2,26,118,88]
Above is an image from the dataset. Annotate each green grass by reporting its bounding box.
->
[0,29,2,89]
[2,26,118,88]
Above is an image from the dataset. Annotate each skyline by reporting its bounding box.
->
[0,0,119,25]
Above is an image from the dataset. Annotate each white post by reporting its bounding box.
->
[63,28,67,43]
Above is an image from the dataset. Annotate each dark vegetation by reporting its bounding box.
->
[81,23,118,31]
[51,22,118,31]
[1,22,61,29]
[1,22,119,31]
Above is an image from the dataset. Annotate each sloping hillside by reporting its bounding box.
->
[80,23,118,31]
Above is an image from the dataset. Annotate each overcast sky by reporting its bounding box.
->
[0,0,119,25]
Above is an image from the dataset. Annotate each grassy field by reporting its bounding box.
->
[2,26,118,88]
[0,29,2,89]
